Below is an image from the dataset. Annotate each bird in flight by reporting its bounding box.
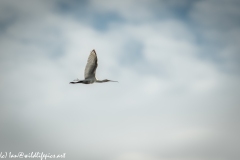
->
[70,49,118,84]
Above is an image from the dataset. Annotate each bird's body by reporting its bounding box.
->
[70,49,117,84]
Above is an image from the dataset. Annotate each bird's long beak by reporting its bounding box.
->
[110,80,118,82]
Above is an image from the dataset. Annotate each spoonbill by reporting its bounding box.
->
[70,49,118,84]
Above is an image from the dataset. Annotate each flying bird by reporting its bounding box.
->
[70,49,118,84]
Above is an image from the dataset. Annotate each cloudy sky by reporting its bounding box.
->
[0,0,240,160]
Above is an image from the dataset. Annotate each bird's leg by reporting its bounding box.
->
[69,80,84,84]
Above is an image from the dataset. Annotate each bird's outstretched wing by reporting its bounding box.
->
[84,49,98,79]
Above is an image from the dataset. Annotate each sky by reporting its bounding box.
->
[0,0,240,160]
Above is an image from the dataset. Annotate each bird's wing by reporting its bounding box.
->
[84,49,98,79]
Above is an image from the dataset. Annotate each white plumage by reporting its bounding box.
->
[70,49,118,84]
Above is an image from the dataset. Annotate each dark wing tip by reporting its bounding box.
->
[90,49,97,57]
[92,49,97,59]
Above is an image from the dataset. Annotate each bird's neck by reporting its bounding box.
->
[96,80,107,83]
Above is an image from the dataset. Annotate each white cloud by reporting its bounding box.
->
[90,0,162,21]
